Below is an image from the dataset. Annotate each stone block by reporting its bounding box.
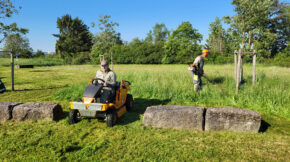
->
[0,102,22,122]
[12,102,63,121]
[143,105,205,131]
[205,107,261,133]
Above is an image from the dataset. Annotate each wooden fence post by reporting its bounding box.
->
[235,49,242,95]
[240,53,243,83]
[234,50,237,81]
[252,50,257,85]
[111,53,113,70]
[11,52,14,91]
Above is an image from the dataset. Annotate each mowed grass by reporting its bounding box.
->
[0,64,289,161]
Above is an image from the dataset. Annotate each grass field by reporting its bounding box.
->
[0,64,289,161]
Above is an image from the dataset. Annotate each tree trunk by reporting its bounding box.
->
[248,31,252,50]
[234,50,238,81]
[235,49,242,95]
[252,50,256,85]
[220,38,223,55]
[11,52,14,91]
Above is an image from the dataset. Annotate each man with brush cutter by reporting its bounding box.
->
[188,49,210,92]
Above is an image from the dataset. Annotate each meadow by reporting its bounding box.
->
[0,64,289,161]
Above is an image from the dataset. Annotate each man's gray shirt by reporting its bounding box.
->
[96,69,116,89]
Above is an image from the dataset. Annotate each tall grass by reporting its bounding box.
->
[53,64,290,120]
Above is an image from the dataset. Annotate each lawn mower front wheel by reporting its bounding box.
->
[106,111,117,127]
[69,109,81,124]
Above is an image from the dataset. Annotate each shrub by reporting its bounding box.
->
[34,50,45,57]
[72,52,91,64]
[273,47,290,67]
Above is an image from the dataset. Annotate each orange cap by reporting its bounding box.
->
[202,49,209,57]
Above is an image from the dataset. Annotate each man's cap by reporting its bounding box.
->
[101,60,109,66]
[202,49,209,57]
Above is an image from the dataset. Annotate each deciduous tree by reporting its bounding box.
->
[207,17,228,55]
[224,0,288,58]
[145,23,169,44]
[90,15,122,63]
[3,33,33,58]
[163,22,202,64]
[0,0,28,43]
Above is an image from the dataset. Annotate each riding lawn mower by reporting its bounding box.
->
[69,78,133,127]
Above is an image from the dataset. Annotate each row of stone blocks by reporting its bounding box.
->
[143,106,262,133]
[0,102,63,122]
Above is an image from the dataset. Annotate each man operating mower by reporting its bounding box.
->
[95,60,117,102]
[189,49,210,92]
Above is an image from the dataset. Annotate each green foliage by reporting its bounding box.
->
[90,15,122,63]
[34,50,45,57]
[164,22,202,64]
[224,0,289,58]
[253,28,277,58]
[0,0,28,43]
[71,52,91,64]
[130,41,164,64]
[207,17,231,55]
[110,44,132,64]
[3,33,33,58]
[54,14,92,62]
[268,1,289,55]
[206,51,233,64]
[145,23,170,44]
[273,46,290,67]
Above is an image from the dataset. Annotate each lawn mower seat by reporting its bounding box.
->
[115,81,120,90]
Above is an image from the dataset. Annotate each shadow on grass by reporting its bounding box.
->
[15,82,33,85]
[204,76,225,85]
[5,85,69,92]
[0,77,6,79]
[259,120,271,133]
[55,111,69,122]
[64,145,82,153]
[118,98,170,125]
[29,70,52,72]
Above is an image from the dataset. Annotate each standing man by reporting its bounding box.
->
[190,49,209,92]
[96,60,116,102]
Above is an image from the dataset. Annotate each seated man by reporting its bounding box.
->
[96,60,117,103]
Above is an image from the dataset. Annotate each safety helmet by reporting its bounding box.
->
[202,49,209,57]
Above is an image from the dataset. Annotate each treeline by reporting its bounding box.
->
[52,15,204,64]
[51,0,289,65]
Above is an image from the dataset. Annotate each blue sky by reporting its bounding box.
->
[2,0,236,52]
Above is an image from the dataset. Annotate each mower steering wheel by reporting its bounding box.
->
[125,81,131,85]
[92,78,105,85]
